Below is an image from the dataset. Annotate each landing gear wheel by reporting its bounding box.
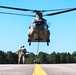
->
[29,42,31,46]
[46,39,50,46]
[28,39,31,46]
[47,42,49,46]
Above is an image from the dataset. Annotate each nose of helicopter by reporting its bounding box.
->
[34,24,44,30]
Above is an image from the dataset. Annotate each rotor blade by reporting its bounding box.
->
[0,11,35,17]
[41,8,74,12]
[44,8,76,16]
[0,6,34,11]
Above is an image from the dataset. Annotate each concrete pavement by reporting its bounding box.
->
[40,64,76,75]
[0,64,34,75]
[0,64,76,75]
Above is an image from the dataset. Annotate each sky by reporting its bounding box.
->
[0,0,76,54]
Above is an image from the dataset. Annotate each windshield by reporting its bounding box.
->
[30,20,49,29]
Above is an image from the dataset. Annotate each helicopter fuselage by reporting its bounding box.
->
[28,20,50,45]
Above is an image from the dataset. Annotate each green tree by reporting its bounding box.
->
[46,53,51,64]
[72,51,76,63]
[38,52,47,63]
[6,51,18,64]
[56,52,60,63]
[60,52,67,63]
[51,51,57,63]
[26,52,35,64]
[0,50,7,64]
[66,52,71,63]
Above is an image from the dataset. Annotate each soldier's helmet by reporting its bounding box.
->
[20,45,25,48]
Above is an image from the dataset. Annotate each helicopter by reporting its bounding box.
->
[28,11,50,46]
[0,6,76,46]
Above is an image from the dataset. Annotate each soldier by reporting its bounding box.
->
[16,45,28,64]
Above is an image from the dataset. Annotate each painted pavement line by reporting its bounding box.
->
[32,64,47,75]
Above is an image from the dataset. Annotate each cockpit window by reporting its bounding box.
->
[30,19,48,29]
[30,23,35,29]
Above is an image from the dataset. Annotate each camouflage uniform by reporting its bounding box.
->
[17,46,27,64]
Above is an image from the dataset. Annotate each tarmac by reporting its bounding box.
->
[0,64,76,75]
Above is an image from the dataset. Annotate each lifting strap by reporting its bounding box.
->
[37,42,40,55]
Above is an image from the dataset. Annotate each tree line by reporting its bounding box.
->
[0,50,76,64]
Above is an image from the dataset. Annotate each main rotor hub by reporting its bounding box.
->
[35,11,43,21]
